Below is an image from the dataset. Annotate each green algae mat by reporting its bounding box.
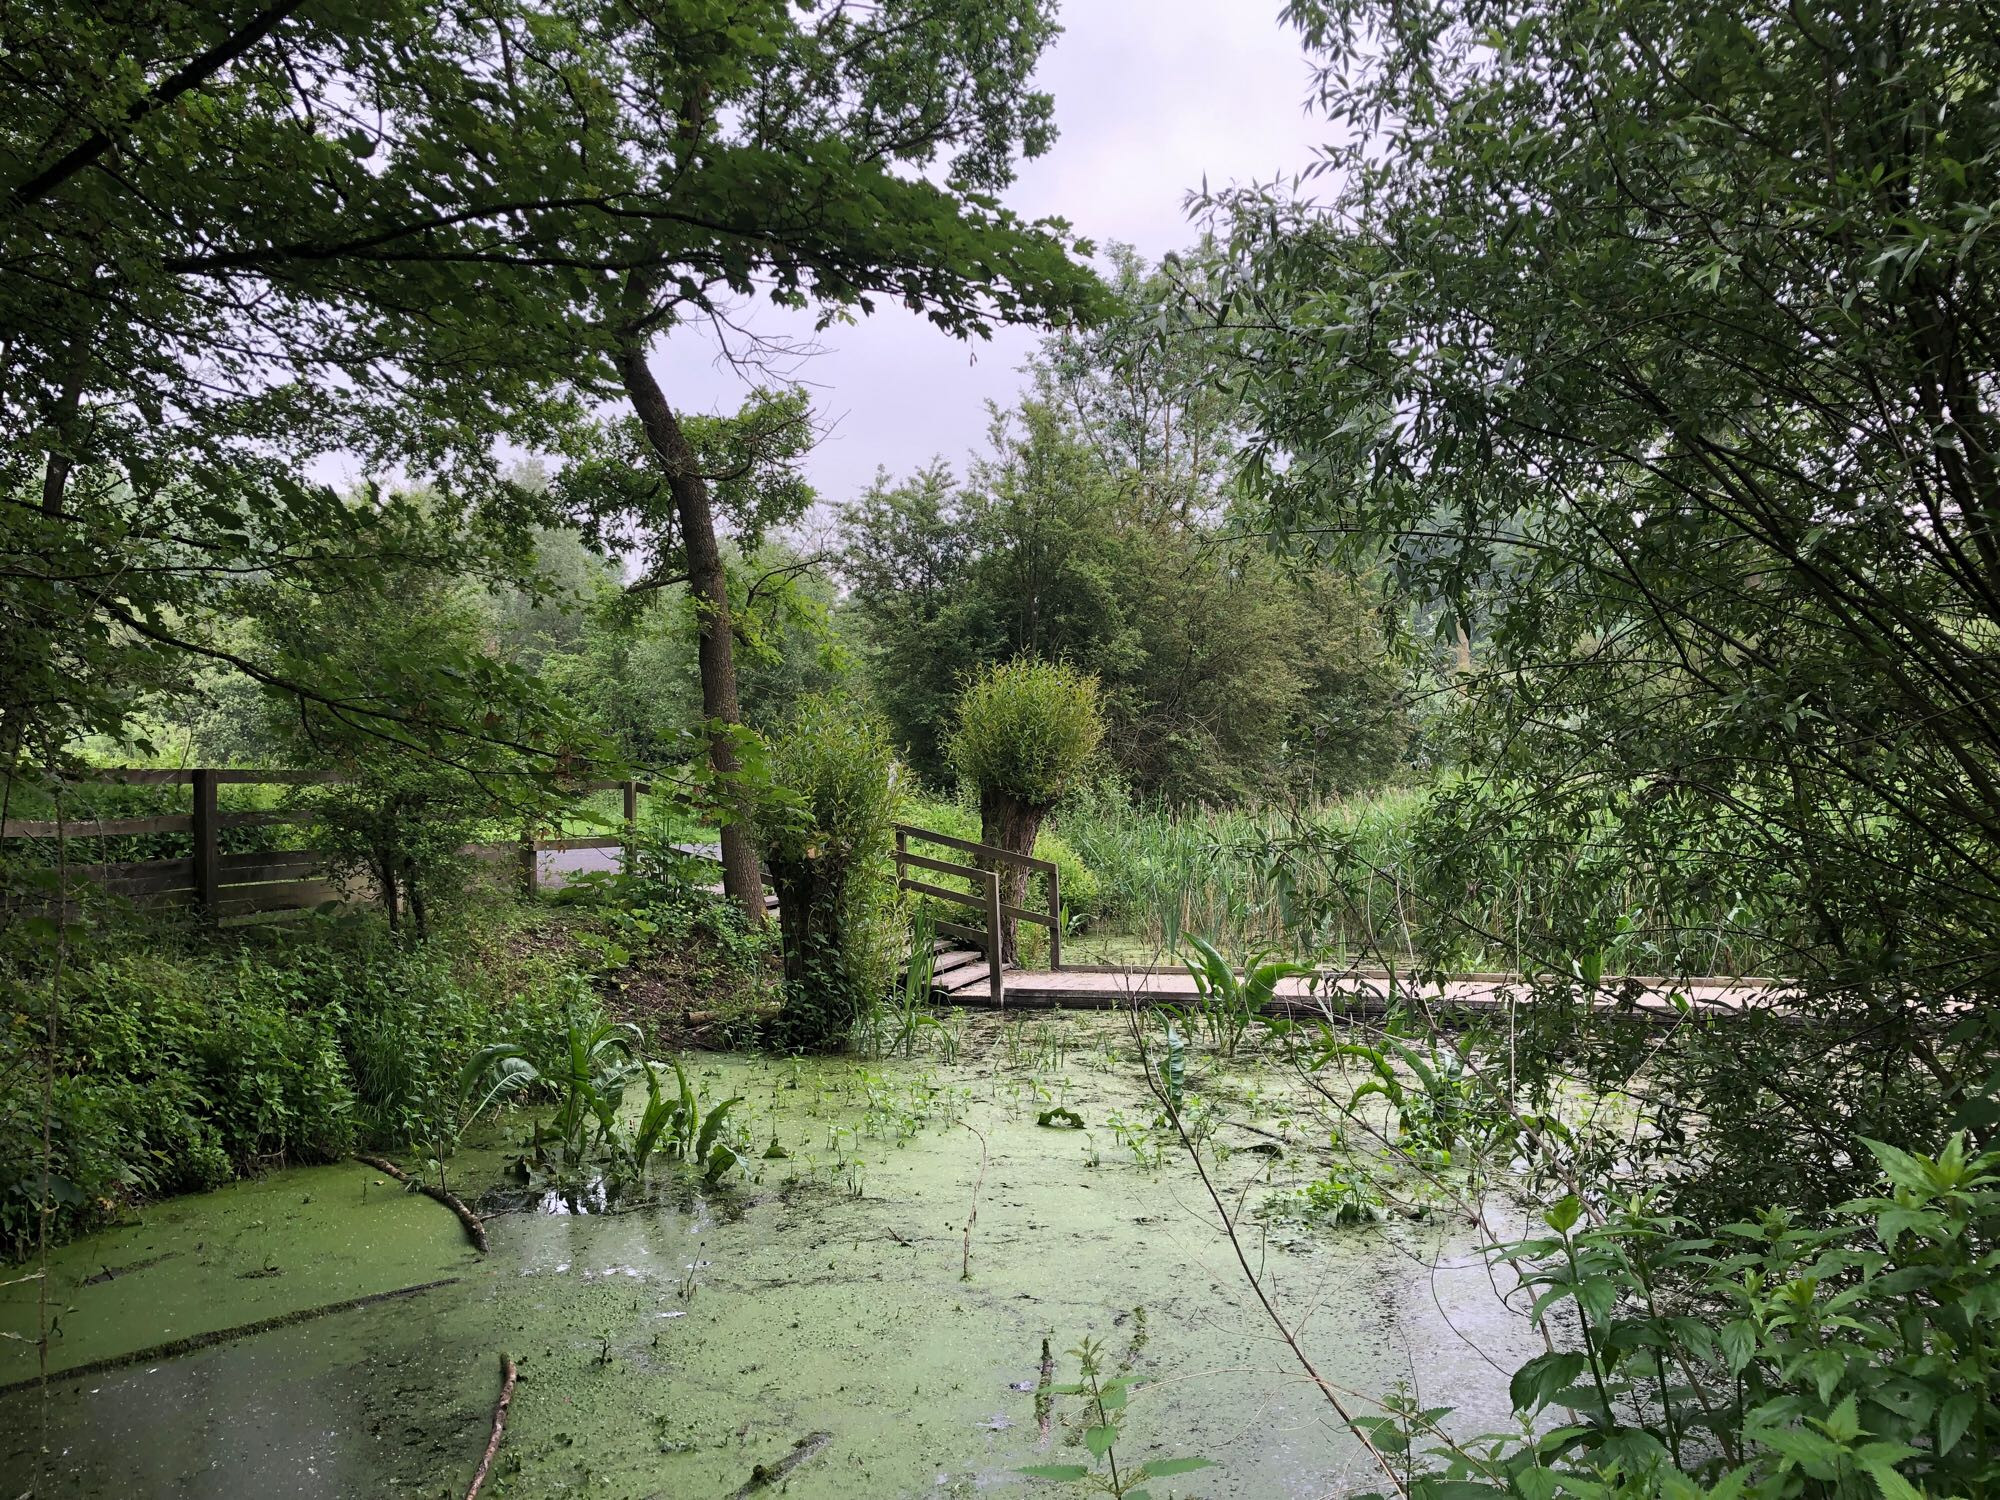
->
[0,1015,1541,1498]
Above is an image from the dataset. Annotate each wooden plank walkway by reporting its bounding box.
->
[925,945,1790,1023]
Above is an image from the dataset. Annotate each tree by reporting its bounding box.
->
[1208,0,2000,1206]
[762,697,898,1050]
[950,658,1104,962]
[839,306,1410,802]
[4,1,1101,917]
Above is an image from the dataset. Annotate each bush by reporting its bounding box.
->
[762,696,899,1049]
[1379,1135,2000,1500]
[0,905,584,1259]
[948,658,1105,961]
[949,657,1105,809]
[294,763,488,938]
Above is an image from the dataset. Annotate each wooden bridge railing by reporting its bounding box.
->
[0,767,650,923]
[892,822,1061,1006]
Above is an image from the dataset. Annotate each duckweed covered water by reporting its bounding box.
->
[1,1015,1544,1498]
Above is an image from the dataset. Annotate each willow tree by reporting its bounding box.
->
[950,657,1103,963]
[1210,0,2000,1209]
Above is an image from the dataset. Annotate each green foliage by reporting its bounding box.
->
[626,1061,745,1186]
[856,902,948,1059]
[297,765,487,939]
[0,912,578,1258]
[1176,934,1313,1058]
[1306,1030,1513,1169]
[840,312,1411,804]
[763,697,900,1050]
[4,0,1096,769]
[1364,1136,2000,1500]
[1208,0,2000,1205]
[951,658,1106,811]
[463,1014,645,1172]
[462,1015,745,1188]
[1019,1336,1216,1498]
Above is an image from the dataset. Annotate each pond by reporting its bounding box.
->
[1,1013,1544,1498]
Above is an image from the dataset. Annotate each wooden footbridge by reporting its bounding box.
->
[894,822,1785,1024]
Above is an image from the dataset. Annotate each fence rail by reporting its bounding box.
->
[0,768,653,923]
[892,822,1062,1006]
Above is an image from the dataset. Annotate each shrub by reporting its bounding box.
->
[949,657,1105,809]
[1374,1134,2000,1500]
[0,904,586,1258]
[948,658,1104,960]
[762,696,899,1049]
[296,763,487,937]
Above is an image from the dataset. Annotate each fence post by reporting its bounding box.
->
[518,818,538,899]
[983,865,1005,1008]
[622,779,639,876]
[191,769,220,921]
[1047,860,1062,972]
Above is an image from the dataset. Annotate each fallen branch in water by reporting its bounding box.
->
[959,1118,989,1281]
[356,1155,489,1253]
[0,1277,460,1394]
[1035,1334,1055,1445]
[463,1352,518,1500]
[727,1431,832,1497]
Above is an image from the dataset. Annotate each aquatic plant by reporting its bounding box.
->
[1018,1336,1215,1497]
[1176,935,1312,1058]
[1304,1031,1508,1167]
[626,1060,743,1185]
[460,1014,643,1169]
[857,901,945,1058]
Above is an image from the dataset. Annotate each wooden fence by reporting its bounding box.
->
[892,822,1061,1005]
[0,768,648,923]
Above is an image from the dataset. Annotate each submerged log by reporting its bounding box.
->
[356,1154,489,1253]
[0,1277,460,1393]
[726,1431,833,1497]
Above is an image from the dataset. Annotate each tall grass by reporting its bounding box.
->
[1049,785,1790,977]
[1052,791,1428,966]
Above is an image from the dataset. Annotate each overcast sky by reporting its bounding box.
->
[654,2,1331,513]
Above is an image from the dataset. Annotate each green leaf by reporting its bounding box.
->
[1509,1352,1588,1414]
[1139,1457,1218,1478]
[1938,1390,1975,1455]
[1546,1195,1582,1233]
[1084,1424,1118,1458]
[1862,1461,1923,1500]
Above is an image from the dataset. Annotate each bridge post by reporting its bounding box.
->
[621,779,639,876]
[1047,861,1061,972]
[983,865,1004,1007]
[190,769,219,922]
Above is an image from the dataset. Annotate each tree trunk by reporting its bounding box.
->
[978,788,1045,966]
[614,337,766,925]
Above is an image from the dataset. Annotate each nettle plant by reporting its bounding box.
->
[1356,1135,2000,1500]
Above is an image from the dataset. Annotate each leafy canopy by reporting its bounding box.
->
[950,657,1105,809]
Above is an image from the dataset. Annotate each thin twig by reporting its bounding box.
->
[959,1119,989,1281]
[1127,1004,1411,1498]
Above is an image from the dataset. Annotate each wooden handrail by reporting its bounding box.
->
[893,822,1057,877]
[893,822,1066,1000]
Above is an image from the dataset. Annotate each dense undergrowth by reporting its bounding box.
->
[0,878,776,1261]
